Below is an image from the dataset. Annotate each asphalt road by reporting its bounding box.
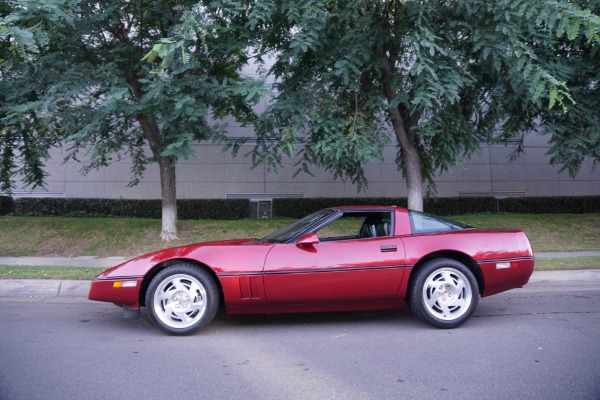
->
[1,286,599,400]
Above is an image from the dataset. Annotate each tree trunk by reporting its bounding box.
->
[124,66,179,241]
[397,135,424,211]
[388,113,424,212]
[378,49,424,211]
[136,112,179,242]
[158,156,178,242]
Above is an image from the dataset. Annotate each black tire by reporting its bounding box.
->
[408,258,479,328]
[145,264,219,335]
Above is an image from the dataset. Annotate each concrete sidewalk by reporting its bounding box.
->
[535,251,600,258]
[0,256,127,268]
[1,251,599,269]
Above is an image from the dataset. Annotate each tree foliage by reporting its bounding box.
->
[246,0,600,210]
[2,0,599,223]
[1,0,263,239]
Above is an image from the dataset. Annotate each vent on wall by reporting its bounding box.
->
[8,191,65,198]
[457,191,526,198]
[249,200,272,219]
[226,193,304,219]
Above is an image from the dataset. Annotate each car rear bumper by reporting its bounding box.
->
[479,257,535,297]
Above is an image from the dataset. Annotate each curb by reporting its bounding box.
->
[1,270,599,299]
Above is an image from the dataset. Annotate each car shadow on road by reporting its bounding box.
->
[205,306,427,331]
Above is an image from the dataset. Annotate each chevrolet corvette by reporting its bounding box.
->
[88,206,535,334]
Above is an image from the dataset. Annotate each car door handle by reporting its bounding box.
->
[380,245,397,252]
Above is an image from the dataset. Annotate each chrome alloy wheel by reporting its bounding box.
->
[153,274,208,329]
[422,267,473,321]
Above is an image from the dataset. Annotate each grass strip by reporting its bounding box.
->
[2,214,599,258]
[0,265,106,280]
[0,216,292,258]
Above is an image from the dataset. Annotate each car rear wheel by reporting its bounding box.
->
[408,258,479,328]
[145,264,219,335]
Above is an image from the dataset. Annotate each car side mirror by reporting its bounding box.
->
[296,232,320,246]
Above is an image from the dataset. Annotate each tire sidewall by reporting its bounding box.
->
[145,264,219,335]
[409,258,479,329]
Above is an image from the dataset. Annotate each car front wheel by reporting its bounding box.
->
[409,258,479,328]
[145,264,219,335]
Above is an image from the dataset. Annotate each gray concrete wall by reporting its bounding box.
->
[12,132,600,199]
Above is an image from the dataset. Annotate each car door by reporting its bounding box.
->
[262,211,406,305]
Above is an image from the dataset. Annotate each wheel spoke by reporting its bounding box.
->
[157,291,171,302]
[425,293,439,309]
[188,281,203,296]
[161,300,174,314]
[188,299,205,312]
[454,279,466,294]
[171,278,188,293]
[441,271,455,286]
[439,302,451,318]
[425,280,439,292]
[172,310,192,323]
[452,297,467,309]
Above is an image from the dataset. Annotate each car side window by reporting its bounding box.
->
[316,211,392,241]
[408,210,472,234]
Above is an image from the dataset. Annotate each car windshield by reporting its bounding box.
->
[260,209,336,243]
[409,210,473,234]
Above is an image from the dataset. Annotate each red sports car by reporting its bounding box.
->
[88,206,534,334]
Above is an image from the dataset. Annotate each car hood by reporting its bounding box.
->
[94,238,273,279]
